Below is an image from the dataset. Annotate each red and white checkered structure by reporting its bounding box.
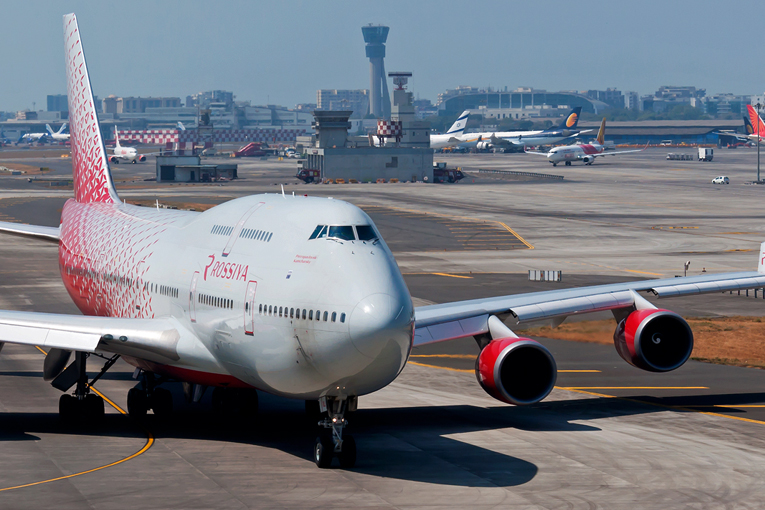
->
[376,120,402,137]
[116,128,308,145]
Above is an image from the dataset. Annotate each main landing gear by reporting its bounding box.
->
[127,370,173,418]
[312,396,357,469]
[55,352,120,424]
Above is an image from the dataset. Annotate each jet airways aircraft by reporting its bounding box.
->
[458,107,590,150]
[3,14,765,470]
[46,123,70,142]
[108,127,147,163]
[429,110,470,149]
[526,118,645,166]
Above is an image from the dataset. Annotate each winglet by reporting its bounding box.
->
[63,13,118,204]
[758,242,765,274]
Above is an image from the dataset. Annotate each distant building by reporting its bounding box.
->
[585,88,625,109]
[701,93,750,117]
[316,89,369,118]
[101,96,181,114]
[625,91,640,110]
[436,86,608,117]
[47,94,68,113]
[186,90,234,109]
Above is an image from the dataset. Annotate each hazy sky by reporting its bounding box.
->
[1,0,760,112]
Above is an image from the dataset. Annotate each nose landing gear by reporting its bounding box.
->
[313,396,357,469]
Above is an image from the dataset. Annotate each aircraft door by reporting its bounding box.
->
[244,280,257,336]
[189,271,200,322]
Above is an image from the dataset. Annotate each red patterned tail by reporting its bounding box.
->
[63,13,118,204]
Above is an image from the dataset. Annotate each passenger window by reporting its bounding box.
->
[315,310,320,320]
[308,310,313,320]
[331,312,337,322]
[323,311,328,322]
[328,226,355,241]
[278,306,283,317]
[258,304,262,313]
[268,305,272,315]
[290,308,295,318]
[356,225,378,241]
[302,309,306,320]
[340,312,346,323]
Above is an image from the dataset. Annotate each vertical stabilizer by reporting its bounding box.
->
[446,111,470,135]
[114,126,121,148]
[46,124,54,135]
[63,13,118,204]
[596,118,606,145]
[747,104,765,137]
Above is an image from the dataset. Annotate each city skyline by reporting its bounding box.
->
[1,0,759,112]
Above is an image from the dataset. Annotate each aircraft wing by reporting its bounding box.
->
[524,149,550,156]
[0,310,189,363]
[414,249,765,345]
[592,145,647,157]
[0,221,60,243]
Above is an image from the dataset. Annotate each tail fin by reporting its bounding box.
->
[556,107,582,130]
[46,124,54,135]
[58,123,68,134]
[744,113,755,135]
[446,110,470,135]
[177,121,186,131]
[596,118,606,145]
[63,13,117,204]
[746,104,765,136]
[114,126,121,148]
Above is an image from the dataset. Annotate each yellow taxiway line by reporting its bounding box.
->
[432,273,473,279]
[0,347,155,493]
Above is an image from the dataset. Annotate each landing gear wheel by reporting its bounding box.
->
[127,387,148,417]
[565,161,571,166]
[151,388,173,417]
[59,394,76,423]
[552,162,557,167]
[314,432,334,469]
[131,160,137,164]
[85,393,104,421]
[338,434,356,469]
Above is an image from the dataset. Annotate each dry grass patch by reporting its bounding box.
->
[523,316,765,369]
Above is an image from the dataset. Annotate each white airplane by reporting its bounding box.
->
[458,107,591,150]
[18,130,50,143]
[3,13,765,470]
[430,110,470,149]
[109,127,147,164]
[46,123,70,142]
[526,118,645,166]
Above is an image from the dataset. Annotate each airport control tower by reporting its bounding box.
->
[362,24,391,119]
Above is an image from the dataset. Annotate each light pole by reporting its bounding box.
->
[758,101,762,183]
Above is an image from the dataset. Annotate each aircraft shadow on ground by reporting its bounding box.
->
[3,388,762,487]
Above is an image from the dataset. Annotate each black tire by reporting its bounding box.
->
[305,177,314,184]
[552,163,557,167]
[127,387,147,417]
[314,432,334,469]
[151,388,173,417]
[338,435,356,469]
[131,160,137,164]
[59,394,76,423]
[565,161,571,166]
[85,393,105,421]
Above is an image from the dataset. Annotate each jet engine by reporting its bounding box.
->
[582,156,594,164]
[109,156,119,164]
[475,337,557,405]
[613,309,693,372]
[138,154,147,162]
[476,141,493,151]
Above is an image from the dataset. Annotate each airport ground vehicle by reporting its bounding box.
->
[5,13,765,470]
[698,148,714,161]
[433,162,465,183]
[232,142,267,157]
[712,176,729,184]
[295,167,320,183]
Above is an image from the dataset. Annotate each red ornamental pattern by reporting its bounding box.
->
[376,120,402,137]
[64,15,115,204]
[116,128,307,145]
[58,200,192,319]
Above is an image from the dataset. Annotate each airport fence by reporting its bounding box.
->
[475,169,564,180]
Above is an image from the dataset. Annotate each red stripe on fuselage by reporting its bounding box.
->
[123,356,252,388]
[580,144,602,155]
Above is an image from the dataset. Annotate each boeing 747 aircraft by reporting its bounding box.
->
[1,14,765,469]
[430,110,470,149]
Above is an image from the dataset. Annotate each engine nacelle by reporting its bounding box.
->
[582,156,593,164]
[476,141,493,151]
[138,154,147,162]
[475,337,557,405]
[109,156,119,163]
[613,309,693,372]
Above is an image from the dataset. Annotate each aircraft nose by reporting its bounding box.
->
[349,293,413,359]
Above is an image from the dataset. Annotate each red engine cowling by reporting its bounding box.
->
[109,156,119,163]
[613,309,693,372]
[138,154,147,162]
[475,337,557,405]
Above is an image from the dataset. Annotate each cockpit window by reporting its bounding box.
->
[309,225,327,240]
[327,226,355,241]
[355,225,378,241]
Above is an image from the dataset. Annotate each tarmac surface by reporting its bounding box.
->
[0,148,764,508]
